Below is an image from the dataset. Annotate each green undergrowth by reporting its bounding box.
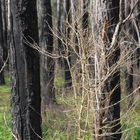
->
[0,76,11,140]
[42,92,93,140]
[0,76,11,94]
[42,91,140,140]
[0,112,12,140]
[120,93,140,140]
[0,75,140,139]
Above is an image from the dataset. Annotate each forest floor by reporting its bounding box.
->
[0,76,11,140]
[0,76,140,139]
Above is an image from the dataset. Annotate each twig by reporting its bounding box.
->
[0,53,9,74]
[109,0,139,49]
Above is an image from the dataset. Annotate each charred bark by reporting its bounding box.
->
[37,0,56,111]
[11,0,42,139]
[0,1,5,85]
[57,0,72,88]
[1,0,8,62]
[64,0,72,88]
[93,0,121,140]
[124,0,134,109]
[124,0,140,109]
[82,0,89,30]
[0,57,5,85]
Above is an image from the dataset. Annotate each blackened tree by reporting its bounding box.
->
[37,0,56,111]
[57,0,72,88]
[0,1,6,85]
[1,0,8,62]
[64,0,72,88]
[10,0,42,139]
[93,0,121,139]
[124,0,134,109]
[125,0,140,109]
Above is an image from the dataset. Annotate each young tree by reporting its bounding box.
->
[10,0,42,139]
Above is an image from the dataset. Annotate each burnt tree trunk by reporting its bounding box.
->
[57,0,62,54]
[0,1,5,85]
[124,0,134,109]
[130,1,140,102]
[37,0,56,111]
[64,0,72,88]
[1,0,8,62]
[10,0,42,139]
[93,1,121,140]
[82,0,89,30]
[57,0,72,88]
[124,0,140,109]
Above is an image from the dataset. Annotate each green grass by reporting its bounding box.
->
[0,85,10,93]
[0,76,11,93]
[0,76,12,140]
[120,96,140,140]
[54,69,65,89]
[0,112,12,140]
[134,127,140,140]
[0,76,140,140]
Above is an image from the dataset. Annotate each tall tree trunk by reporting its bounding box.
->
[10,0,42,139]
[64,0,72,88]
[124,0,140,109]
[131,0,140,101]
[57,0,72,88]
[0,56,5,85]
[124,0,134,109]
[93,1,121,139]
[57,0,62,53]
[37,0,56,111]
[0,1,5,85]
[1,0,8,62]
[82,0,89,30]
